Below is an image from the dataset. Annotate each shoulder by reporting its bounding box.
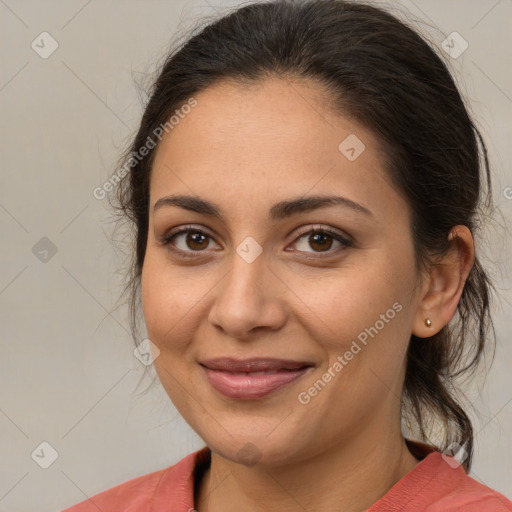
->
[369,443,512,512]
[61,467,168,512]
[425,458,512,512]
[61,447,210,512]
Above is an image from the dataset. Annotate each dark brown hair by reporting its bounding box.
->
[114,0,495,471]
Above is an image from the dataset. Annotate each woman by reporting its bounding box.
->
[63,0,512,510]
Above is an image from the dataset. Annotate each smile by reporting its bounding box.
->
[199,358,314,399]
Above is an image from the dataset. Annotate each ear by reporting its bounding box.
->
[412,225,475,338]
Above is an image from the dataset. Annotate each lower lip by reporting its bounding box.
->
[202,366,312,399]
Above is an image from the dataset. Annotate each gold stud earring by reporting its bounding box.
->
[425,318,432,327]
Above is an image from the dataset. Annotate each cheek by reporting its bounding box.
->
[141,254,183,346]
[140,256,201,402]
[300,256,412,344]
[140,252,215,351]
[298,257,416,405]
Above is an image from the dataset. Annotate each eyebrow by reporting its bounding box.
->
[153,194,373,220]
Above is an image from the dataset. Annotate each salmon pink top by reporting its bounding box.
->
[62,441,512,511]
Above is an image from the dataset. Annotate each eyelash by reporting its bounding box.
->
[161,224,353,259]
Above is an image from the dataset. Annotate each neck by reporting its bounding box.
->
[195,426,419,512]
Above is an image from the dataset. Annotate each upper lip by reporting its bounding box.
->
[200,357,313,372]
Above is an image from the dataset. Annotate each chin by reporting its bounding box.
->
[199,425,315,468]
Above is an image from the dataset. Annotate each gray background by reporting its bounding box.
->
[0,1,511,511]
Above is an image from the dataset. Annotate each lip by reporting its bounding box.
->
[200,358,314,399]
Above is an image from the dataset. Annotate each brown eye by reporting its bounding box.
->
[162,226,219,255]
[184,231,209,251]
[308,232,334,252]
[291,227,353,255]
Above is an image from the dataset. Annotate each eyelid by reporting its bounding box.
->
[285,224,354,257]
[291,224,353,244]
[160,224,219,249]
[160,223,353,257]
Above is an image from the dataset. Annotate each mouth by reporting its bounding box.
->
[199,358,314,399]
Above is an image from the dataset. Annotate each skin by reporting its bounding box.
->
[141,76,474,512]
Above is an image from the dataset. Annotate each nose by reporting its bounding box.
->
[208,249,287,340]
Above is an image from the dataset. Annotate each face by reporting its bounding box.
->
[141,77,423,467]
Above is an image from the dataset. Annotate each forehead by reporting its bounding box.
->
[149,77,401,220]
